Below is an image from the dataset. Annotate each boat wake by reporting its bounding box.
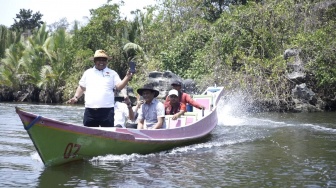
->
[90,153,156,163]
[23,99,335,165]
[68,103,336,165]
[301,123,336,133]
[85,97,280,163]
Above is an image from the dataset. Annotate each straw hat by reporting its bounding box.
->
[90,50,112,61]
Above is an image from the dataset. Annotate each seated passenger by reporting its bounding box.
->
[137,83,166,129]
[126,95,144,129]
[164,89,186,120]
[165,80,205,110]
[114,88,134,128]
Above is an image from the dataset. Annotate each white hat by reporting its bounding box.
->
[168,89,179,97]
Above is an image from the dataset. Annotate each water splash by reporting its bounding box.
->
[216,91,255,126]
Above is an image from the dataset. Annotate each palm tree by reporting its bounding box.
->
[0,43,25,90]
[0,25,21,59]
[20,25,49,84]
[38,28,72,102]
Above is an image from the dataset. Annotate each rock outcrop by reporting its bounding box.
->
[284,48,325,112]
[144,71,198,99]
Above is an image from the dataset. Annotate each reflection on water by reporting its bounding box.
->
[38,161,121,187]
[0,102,335,187]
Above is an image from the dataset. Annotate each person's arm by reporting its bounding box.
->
[172,110,185,120]
[115,70,133,91]
[172,103,186,120]
[137,105,144,129]
[152,102,165,129]
[137,119,145,129]
[67,85,85,104]
[132,106,138,117]
[127,104,135,121]
[185,93,204,110]
[132,100,143,118]
[124,97,134,121]
[152,117,164,129]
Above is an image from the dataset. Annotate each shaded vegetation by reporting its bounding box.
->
[0,0,335,111]
[10,9,44,32]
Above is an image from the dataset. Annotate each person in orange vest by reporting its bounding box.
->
[165,80,205,111]
[164,89,186,120]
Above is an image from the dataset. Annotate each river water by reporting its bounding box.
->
[0,102,335,187]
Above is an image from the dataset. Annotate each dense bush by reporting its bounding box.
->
[0,0,335,111]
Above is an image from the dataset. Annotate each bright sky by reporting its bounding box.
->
[0,0,156,27]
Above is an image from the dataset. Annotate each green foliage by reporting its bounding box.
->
[72,4,125,50]
[20,24,50,85]
[0,0,335,107]
[294,26,336,86]
[72,3,131,77]
[10,9,44,32]
[1,24,74,102]
[0,25,21,59]
[200,0,249,22]
[0,42,25,90]
[123,42,146,62]
[185,0,298,99]
[38,28,73,102]
[160,24,211,78]
[62,49,93,101]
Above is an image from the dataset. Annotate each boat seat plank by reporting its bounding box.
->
[192,95,213,110]
[165,115,186,129]
[182,112,198,126]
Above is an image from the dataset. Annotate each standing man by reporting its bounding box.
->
[166,80,205,110]
[67,50,132,127]
[137,83,165,129]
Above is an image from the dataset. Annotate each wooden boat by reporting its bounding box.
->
[16,86,224,166]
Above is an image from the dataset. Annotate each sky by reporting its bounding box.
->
[0,0,156,27]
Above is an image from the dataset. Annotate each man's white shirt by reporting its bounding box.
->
[79,67,121,108]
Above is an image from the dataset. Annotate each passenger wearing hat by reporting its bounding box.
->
[67,50,133,127]
[137,83,166,129]
[166,80,205,110]
[164,89,186,120]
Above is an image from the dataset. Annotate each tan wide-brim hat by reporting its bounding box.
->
[137,83,159,98]
[89,50,112,61]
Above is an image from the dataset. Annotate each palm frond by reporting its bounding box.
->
[122,42,146,62]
